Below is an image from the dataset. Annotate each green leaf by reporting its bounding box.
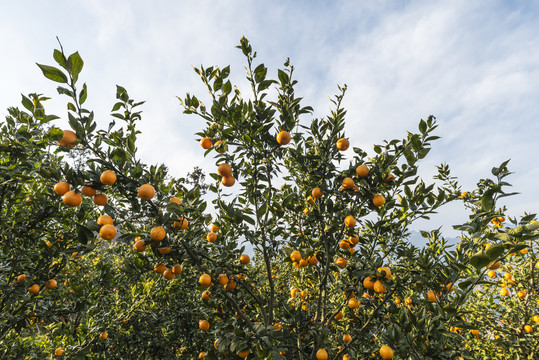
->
[53,49,67,69]
[419,119,427,134]
[67,51,84,82]
[486,244,506,261]
[79,83,88,104]
[469,251,491,270]
[36,63,68,83]
[481,190,494,212]
[21,95,34,112]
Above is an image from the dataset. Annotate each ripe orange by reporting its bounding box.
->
[316,348,328,360]
[201,290,211,300]
[274,322,283,330]
[198,351,206,359]
[210,223,219,233]
[28,284,40,294]
[150,226,166,241]
[169,196,182,205]
[344,215,356,228]
[372,194,385,207]
[214,141,227,153]
[532,315,539,323]
[199,274,212,288]
[154,263,166,273]
[238,350,250,358]
[348,298,359,309]
[163,269,175,280]
[335,257,348,269]
[45,279,57,290]
[93,193,108,206]
[378,266,391,279]
[342,177,355,189]
[62,191,82,207]
[158,247,171,254]
[217,274,229,285]
[225,279,237,291]
[138,184,155,200]
[308,255,319,266]
[380,345,394,359]
[99,224,117,240]
[15,274,26,282]
[343,355,351,360]
[200,137,212,149]
[172,265,182,274]
[312,187,323,199]
[240,254,250,265]
[290,250,302,263]
[97,215,113,226]
[54,181,70,196]
[427,290,438,302]
[134,240,146,252]
[489,261,501,270]
[100,170,117,185]
[336,138,349,151]
[290,288,299,298]
[349,235,359,246]
[524,325,533,333]
[276,131,291,145]
[221,175,235,187]
[334,311,344,320]
[217,163,232,177]
[173,217,188,230]
[100,331,108,340]
[58,129,77,147]
[207,232,218,242]
[343,334,352,343]
[373,280,386,294]
[81,185,97,197]
[54,347,64,356]
[339,240,351,250]
[500,288,509,296]
[356,164,370,178]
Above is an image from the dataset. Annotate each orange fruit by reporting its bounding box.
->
[349,235,359,246]
[427,290,438,302]
[199,274,212,288]
[356,164,370,178]
[173,217,188,230]
[240,254,250,265]
[274,322,282,330]
[380,345,394,359]
[290,250,302,263]
[214,140,227,153]
[200,137,212,149]
[54,181,70,196]
[377,266,391,279]
[207,232,218,242]
[62,191,82,207]
[100,170,117,185]
[343,355,351,360]
[221,175,235,187]
[198,351,206,359]
[238,350,250,358]
[134,240,146,252]
[201,290,211,300]
[217,274,229,285]
[172,265,182,274]
[335,257,348,269]
[93,193,108,206]
[394,297,401,305]
[54,347,64,356]
[344,215,356,228]
[217,163,232,177]
[15,274,26,282]
[99,224,117,240]
[169,196,182,205]
[276,131,291,145]
[28,284,40,294]
[163,269,175,280]
[150,226,166,241]
[81,185,97,197]
[348,298,359,309]
[290,288,299,298]
[343,334,352,343]
[312,187,323,199]
[45,279,57,290]
[210,223,219,232]
[158,247,171,254]
[100,331,108,340]
[97,215,113,226]
[524,325,533,333]
[334,311,344,320]
[308,255,319,266]
[138,184,155,200]
[342,177,355,189]
[532,315,539,323]
[298,258,308,267]
[154,263,166,273]
[225,279,236,291]
[339,240,351,250]
[336,138,349,151]
[58,130,77,147]
[489,261,501,270]
[372,194,385,207]
[373,280,386,294]
[214,339,219,350]
[316,348,328,360]
[500,288,509,296]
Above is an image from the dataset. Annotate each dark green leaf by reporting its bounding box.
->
[36,63,68,83]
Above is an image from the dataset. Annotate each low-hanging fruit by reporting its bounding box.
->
[54,182,70,196]
[356,164,370,178]
[93,193,108,206]
[100,170,117,185]
[217,163,232,177]
[100,224,117,240]
[276,131,291,145]
[97,215,113,226]
[150,226,166,241]
[138,184,155,200]
[62,191,82,207]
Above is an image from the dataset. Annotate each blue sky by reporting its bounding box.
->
[2,1,538,236]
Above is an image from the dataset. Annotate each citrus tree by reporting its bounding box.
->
[1,37,538,360]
